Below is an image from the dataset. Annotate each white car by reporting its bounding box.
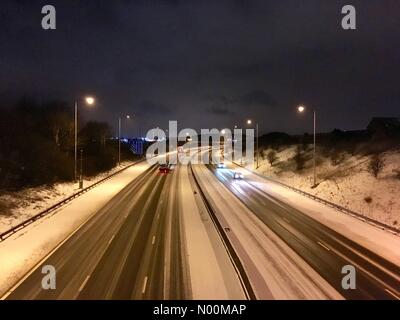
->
[233,171,244,179]
[217,162,226,169]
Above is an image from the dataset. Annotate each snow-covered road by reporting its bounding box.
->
[232,163,400,267]
[0,162,152,297]
[1,147,399,300]
[192,163,342,299]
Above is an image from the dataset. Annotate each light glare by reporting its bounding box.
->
[298,105,305,113]
[85,97,95,105]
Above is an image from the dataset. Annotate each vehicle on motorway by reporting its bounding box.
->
[159,164,171,173]
[217,162,226,168]
[233,171,244,179]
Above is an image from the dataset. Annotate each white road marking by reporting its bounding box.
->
[78,275,91,292]
[282,217,291,224]
[152,236,156,245]
[385,288,400,300]
[142,276,148,294]
[317,241,331,251]
[108,234,115,245]
[0,205,101,300]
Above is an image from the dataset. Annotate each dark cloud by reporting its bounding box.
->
[0,1,399,134]
[206,106,235,116]
[206,90,278,110]
[137,100,171,115]
[237,90,278,108]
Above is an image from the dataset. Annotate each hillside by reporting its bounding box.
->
[253,145,400,228]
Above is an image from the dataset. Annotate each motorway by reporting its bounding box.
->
[2,152,400,300]
[205,162,400,300]
[4,164,190,299]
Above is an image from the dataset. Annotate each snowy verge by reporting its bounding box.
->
[0,161,140,234]
[0,162,151,297]
[230,162,400,267]
[253,147,400,228]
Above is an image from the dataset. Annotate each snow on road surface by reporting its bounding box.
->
[0,161,140,234]
[255,148,400,228]
[192,164,342,300]
[0,149,246,300]
[232,164,400,268]
[0,162,151,297]
[179,163,246,299]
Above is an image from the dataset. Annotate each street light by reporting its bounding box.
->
[246,119,259,169]
[79,149,84,189]
[74,96,95,182]
[118,114,131,166]
[297,105,317,187]
[85,97,95,105]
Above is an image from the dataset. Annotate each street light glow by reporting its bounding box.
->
[126,115,131,119]
[221,129,226,134]
[247,119,252,125]
[298,105,305,113]
[85,97,95,105]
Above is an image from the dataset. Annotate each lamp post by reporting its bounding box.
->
[297,105,317,187]
[74,96,95,182]
[221,129,227,162]
[247,119,259,169]
[118,115,131,166]
[79,149,84,189]
[233,125,238,161]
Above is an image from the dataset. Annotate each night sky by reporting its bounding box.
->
[1,0,399,136]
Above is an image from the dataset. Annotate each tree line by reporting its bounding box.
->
[0,98,135,191]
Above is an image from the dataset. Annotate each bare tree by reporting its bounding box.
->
[266,150,278,166]
[368,154,384,178]
[294,145,305,171]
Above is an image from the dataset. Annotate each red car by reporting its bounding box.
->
[159,164,171,173]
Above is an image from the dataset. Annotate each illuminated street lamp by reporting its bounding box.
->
[85,96,95,105]
[75,96,95,183]
[297,105,305,113]
[118,115,132,166]
[246,119,259,169]
[297,105,317,187]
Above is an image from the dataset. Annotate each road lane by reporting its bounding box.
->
[4,165,159,299]
[207,164,400,299]
[192,163,341,299]
[4,164,191,300]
